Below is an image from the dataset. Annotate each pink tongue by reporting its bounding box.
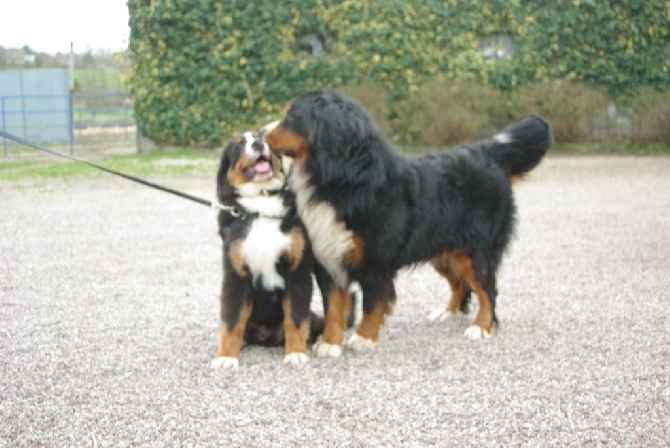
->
[254,160,271,173]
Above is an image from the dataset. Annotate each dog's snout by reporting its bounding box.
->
[251,139,265,152]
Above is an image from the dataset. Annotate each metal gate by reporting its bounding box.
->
[0,69,137,157]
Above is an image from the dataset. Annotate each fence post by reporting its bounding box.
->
[68,92,74,155]
[2,97,6,157]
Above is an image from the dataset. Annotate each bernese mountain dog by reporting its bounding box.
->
[211,130,321,370]
[265,88,553,357]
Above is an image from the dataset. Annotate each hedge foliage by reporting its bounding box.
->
[128,0,670,146]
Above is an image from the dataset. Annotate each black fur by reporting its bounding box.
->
[267,88,552,343]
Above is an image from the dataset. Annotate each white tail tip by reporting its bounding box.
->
[494,133,512,144]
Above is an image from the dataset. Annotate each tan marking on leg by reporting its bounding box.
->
[432,251,492,332]
[213,304,252,359]
[282,299,309,356]
[321,287,352,346]
[346,233,365,267]
[228,239,248,277]
[355,303,393,342]
[285,227,305,271]
[469,283,493,333]
[432,251,470,313]
[455,254,493,333]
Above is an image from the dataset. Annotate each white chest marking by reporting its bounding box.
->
[241,217,291,290]
[237,195,287,218]
[290,167,353,288]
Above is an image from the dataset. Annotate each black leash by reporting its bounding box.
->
[0,129,234,212]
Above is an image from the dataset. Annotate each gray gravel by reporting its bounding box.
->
[1,156,669,447]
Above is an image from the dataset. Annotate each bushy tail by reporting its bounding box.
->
[485,115,553,178]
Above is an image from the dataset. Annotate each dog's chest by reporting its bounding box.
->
[236,195,291,291]
[290,168,352,287]
[241,216,291,291]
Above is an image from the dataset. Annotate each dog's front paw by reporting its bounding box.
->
[211,356,239,370]
[428,308,460,323]
[346,333,377,352]
[464,325,493,340]
[283,352,309,366]
[312,336,343,358]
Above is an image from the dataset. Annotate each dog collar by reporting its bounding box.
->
[217,206,294,222]
[216,185,289,221]
[233,186,286,199]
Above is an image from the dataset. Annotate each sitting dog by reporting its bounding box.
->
[211,131,318,370]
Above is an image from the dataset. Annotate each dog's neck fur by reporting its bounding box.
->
[290,164,352,288]
[235,177,287,218]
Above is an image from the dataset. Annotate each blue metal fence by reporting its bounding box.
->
[1,92,138,157]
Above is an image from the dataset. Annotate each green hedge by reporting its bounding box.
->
[128,0,670,146]
[343,79,670,144]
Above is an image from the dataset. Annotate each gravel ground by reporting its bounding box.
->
[1,156,669,447]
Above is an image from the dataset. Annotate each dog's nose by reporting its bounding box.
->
[251,139,265,153]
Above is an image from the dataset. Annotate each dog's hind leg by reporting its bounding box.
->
[462,251,498,340]
[346,273,395,352]
[429,251,473,322]
[429,250,497,339]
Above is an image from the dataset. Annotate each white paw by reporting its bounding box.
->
[312,336,343,358]
[211,356,239,370]
[346,333,377,352]
[429,308,460,323]
[464,325,493,340]
[283,352,309,366]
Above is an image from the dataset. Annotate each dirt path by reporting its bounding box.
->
[1,156,669,446]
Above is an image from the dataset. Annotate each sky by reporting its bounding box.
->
[0,0,130,54]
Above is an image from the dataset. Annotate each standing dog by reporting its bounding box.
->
[211,131,317,370]
[265,88,553,357]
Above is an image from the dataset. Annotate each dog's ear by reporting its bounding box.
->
[217,137,242,200]
[216,137,246,240]
[308,95,384,189]
[304,92,389,216]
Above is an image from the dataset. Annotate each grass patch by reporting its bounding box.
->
[1,143,667,182]
[0,149,220,181]
[75,69,124,91]
[0,160,36,171]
